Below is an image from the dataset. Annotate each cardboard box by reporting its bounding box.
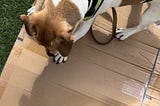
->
[1,5,160,106]
[0,25,48,98]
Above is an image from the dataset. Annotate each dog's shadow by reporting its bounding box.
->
[18,59,61,106]
[18,67,49,106]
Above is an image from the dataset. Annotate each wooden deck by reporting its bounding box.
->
[0,5,160,106]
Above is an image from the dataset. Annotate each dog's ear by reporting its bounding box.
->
[19,14,28,23]
[19,14,37,37]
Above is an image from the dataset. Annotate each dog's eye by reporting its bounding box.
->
[68,29,72,33]
[31,25,37,37]
[68,28,73,33]
[32,25,36,29]
[60,36,65,41]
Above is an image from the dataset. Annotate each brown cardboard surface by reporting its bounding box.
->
[82,34,157,71]
[150,74,160,90]
[147,88,160,101]
[0,32,150,105]
[0,43,49,105]
[72,43,149,82]
[0,26,25,92]
[0,25,48,98]
[144,97,160,106]
[0,25,48,86]
[0,82,114,106]
[119,5,160,49]
[155,54,160,74]
[16,49,48,74]
[116,4,148,27]
[105,5,160,49]
[0,65,115,106]
[43,54,145,106]
[1,5,160,106]
[90,7,159,73]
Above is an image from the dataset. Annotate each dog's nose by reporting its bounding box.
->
[46,50,55,56]
[46,49,57,57]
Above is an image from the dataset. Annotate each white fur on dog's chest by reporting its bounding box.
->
[52,0,61,7]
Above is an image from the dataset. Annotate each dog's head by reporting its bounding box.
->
[20,11,74,57]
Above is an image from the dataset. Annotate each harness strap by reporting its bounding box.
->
[88,0,91,7]
[84,0,104,21]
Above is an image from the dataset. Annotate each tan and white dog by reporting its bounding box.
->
[20,0,160,64]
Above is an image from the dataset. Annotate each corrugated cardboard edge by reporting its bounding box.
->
[0,78,5,99]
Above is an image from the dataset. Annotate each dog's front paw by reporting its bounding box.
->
[54,51,68,64]
[27,6,36,15]
[116,28,131,40]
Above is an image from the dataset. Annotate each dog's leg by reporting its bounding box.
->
[74,19,94,42]
[73,1,118,42]
[72,0,122,42]
[27,0,45,15]
[73,18,95,42]
[116,2,160,40]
